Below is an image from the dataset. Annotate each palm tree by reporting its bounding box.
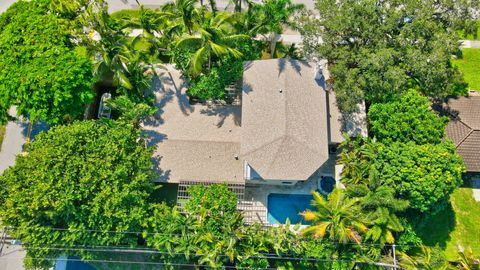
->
[338,136,378,185]
[161,0,199,35]
[301,189,367,244]
[176,12,249,75]
[348,183,408,245]
[451,246,480,270]
[399,245,448,270]
[252,0,304,57]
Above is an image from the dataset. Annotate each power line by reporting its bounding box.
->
[0,256,360,269]
[2,226,461,249]
[17,245,358,263]
[3,226,479,257]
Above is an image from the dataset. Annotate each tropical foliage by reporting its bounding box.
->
[301,189,367,244]
[0,120,156,269]
[298,0,476,113]
[340,137,464,213]
[0,0,94,124]
[368,90,448,145]
[145,184,360,269]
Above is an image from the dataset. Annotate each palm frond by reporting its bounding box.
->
[191,47,207,75]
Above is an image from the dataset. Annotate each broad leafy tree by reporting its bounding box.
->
[298,0,474,112]
[368,90,448,145]
[0,0,94,124]
[0,120,156,269]
[340,138,465,213]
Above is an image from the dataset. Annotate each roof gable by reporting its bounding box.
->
[240,59,329,180]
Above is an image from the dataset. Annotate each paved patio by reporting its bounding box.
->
[240,154,338,225]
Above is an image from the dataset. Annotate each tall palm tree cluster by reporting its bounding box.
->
[72,0,303,103]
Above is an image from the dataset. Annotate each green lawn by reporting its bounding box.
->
[452,48,480,91]
[416,187,480,259]
[0,124,5,152]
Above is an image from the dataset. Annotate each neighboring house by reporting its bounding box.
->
[444,93,480,172]
[143,58,367,224]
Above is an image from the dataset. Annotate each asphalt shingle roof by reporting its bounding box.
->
[240,59,329,180]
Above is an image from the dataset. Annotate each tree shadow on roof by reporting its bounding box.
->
[200,105,241,127]
[144,71,193,127]
[151,155,171,182]
[142,129,167,147]
[277,58,311,77]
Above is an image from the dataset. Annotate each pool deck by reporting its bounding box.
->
[240,154,338,225]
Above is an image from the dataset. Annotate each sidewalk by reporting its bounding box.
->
[460,40,480,48]
[0,108,49,174]
[0,244,26,270]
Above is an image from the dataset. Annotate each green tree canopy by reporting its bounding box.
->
[368,90,448,145]
[340,138,465,213]
[0,120,156,269]
[0,0,94,124]
[299,0,474,112]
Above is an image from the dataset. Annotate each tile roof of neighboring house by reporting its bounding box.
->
[142,66,243,183]
[240,58,329,180]
[445,95,480,172]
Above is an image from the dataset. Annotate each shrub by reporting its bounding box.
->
[368,90,448,145]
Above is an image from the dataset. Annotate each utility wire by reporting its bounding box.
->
[17,245,358,263]
[1,226,455,249]
[0,256,360,269]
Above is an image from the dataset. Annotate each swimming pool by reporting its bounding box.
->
[267,193,314,225]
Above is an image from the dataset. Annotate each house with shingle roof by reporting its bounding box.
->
[445,94,480,172]
[143,58,367,224]
[143,58,367,186]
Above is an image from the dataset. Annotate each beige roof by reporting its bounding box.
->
[240,59,329,180]
[445,95,480,172]
[327,90,368,144]
[143,66,243,183]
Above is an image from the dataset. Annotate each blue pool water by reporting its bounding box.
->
[267,193,314,225]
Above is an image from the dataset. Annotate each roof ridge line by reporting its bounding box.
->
[455,128,474,148]
[264,136,289,177]
[288,136,327,157]
[239,136,285,157]
[163,139,240,144]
